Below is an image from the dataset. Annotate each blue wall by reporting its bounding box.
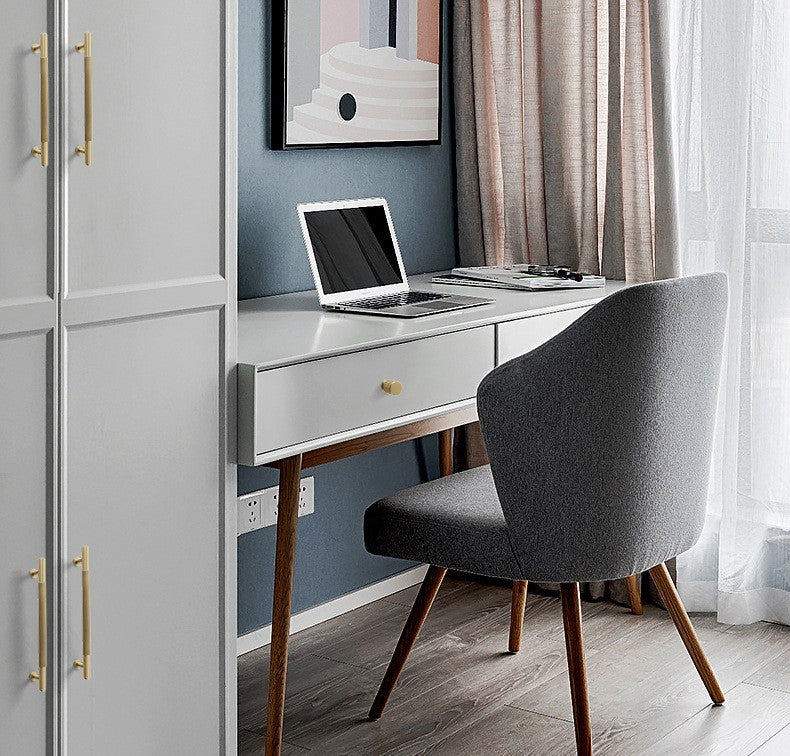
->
[237,0,457,635]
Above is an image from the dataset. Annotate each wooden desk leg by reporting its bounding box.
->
[438,428,453,478]
[265,454,303,756]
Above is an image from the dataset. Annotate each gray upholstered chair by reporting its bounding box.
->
[364,274,728,755]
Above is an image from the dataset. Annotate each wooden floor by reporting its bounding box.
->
[238,573,790,755]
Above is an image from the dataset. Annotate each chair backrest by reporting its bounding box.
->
[477,274,728,583]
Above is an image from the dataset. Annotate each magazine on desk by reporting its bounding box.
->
[432,265,606,291]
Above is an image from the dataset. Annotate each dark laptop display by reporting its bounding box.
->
[303,206,403,295]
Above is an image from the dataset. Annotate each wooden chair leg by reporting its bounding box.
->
[625,574,644,615]
[560,583,593,756]
[368,565,447,720]
[508,581,529,652]
[648,563,725,704]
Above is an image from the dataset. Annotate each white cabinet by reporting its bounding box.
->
[0,1,236,753]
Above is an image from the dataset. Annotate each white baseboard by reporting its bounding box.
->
[237,565,428,657]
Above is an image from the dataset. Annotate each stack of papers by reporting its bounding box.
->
[433,265,606,291]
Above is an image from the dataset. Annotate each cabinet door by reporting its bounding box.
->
[61,1,231,750]
[64,311,223,755]
[0,0,50,305]
[0,336,54,755]
[0,2,55,753]
[66,0,221,293]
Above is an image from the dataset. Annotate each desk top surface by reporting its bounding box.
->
[239,273,630,369]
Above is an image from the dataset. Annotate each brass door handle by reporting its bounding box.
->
[29,558,47,692]
[73,546,91,679]
[31,33,49,167]
[75,32,92,165]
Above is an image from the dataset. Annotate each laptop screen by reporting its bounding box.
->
[302,205,405,295]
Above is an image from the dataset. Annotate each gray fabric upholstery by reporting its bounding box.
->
[364,274,728,584]
[478,273,728,582]
[364,466,522,580]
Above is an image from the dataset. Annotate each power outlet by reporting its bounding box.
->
[237,493,263,535]
[261,476,315,528]
[237,477,315,535]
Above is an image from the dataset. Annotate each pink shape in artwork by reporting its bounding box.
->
[321,0,360,54]
[417,0,440,64]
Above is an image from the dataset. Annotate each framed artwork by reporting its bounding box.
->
[272,0,443,150]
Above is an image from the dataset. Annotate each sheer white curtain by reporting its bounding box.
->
[669,0,790,625]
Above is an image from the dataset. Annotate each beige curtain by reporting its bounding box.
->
[452,0,679,606]
[454,0,678,279]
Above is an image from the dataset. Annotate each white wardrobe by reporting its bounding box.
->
[0,1,237,753]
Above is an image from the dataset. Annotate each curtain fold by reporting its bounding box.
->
[669,0,790,626]
[454,0,677,279]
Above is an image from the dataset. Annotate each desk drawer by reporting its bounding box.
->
[252,326,494,459]
[496,307,590,364]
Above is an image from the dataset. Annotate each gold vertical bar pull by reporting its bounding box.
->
[29,557,47,692]
[31,33,49,167]
[73,546,91,679]
[75,32,92,165]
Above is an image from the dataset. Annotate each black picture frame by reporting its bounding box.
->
[271,0,444,150]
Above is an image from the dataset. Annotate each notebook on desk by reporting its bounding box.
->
[297,198,492,318]
[434,265,606,291]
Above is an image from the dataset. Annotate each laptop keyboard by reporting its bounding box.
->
[343,291,448,310]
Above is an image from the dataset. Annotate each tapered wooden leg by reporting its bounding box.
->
[625,574,644,615]
[560,583,592,756]
[438,428,453,478]
[368,565,447,720]
[265,454,303,756]
[648,562,725,704]
[508,581,529,652]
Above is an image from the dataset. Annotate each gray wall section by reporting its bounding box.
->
[237,0,456,635]
[360,0,391,49]
[285,0,321,121]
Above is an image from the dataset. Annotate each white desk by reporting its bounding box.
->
[237,274,629,755]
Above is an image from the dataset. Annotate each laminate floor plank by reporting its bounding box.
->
[313,580,546,673]
[746,645,790,693]
[238,574,790,755]
[423,704,577,756]
[238,649,353,726]
[752,723,790,754]
[238,728,308,755]
[509,605,790,754]
[314,632,587,755]
[383,571,479,608]
[535,601,666,652]
[644,683,790,756]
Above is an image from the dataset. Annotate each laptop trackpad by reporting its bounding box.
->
[413,301,464,310]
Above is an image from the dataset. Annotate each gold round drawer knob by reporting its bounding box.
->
[381,379,403,396]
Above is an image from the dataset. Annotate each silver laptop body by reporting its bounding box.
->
[297,198,491,318]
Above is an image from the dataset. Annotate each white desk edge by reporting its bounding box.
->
[238,273,629,371]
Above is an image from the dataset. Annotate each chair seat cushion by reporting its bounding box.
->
[364,466,523,580]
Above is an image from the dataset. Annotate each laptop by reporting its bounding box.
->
[297,198,492,318]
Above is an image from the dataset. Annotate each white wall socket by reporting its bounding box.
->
[237,476,315,535]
